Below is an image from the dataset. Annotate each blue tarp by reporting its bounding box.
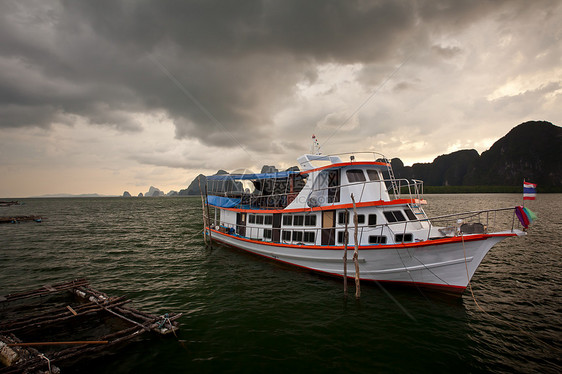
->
[206,171,300,181]
[206,195,241,208]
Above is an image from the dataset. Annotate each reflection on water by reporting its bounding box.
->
[0,194,560,373]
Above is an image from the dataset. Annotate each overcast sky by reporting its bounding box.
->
[0,0,560,197]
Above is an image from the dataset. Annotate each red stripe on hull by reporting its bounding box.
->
[210,198,424,214]
[208,228,516,251]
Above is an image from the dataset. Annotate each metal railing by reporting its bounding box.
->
[203,206,523,247]
[207,177,425,211]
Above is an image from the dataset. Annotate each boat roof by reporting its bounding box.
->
[206,152,391,180]
[206,170,300,181]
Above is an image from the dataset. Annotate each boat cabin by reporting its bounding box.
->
[205,152,428,247]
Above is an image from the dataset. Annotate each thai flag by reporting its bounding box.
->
[523,181,537,200]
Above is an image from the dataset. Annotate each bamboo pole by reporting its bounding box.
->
[350,194,361,299]
[198,176,208,246]
[204,185,213,246]
[7,341,109,347]
[343,209,349,296]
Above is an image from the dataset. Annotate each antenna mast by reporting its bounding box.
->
[311,134,321,155]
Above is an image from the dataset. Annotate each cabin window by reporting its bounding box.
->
[346,169,366,183]
[395,233,413,243]
[368,235,387,244]
[303,232,315,243]
[337,231,348,244]
[383,210,406,223]
[263,229,272,239]
[338,211,349,225]
[264,215,273,225]
[328,170,340,203]
[282,230,291,241]
[366,169,381,181]
[292,231,303,242]
[249,215,256,224]
[368,214,377,226]
[293,215,304,226]
[404,208,416,221]
[356,214,365,224]
[282,215,293,226]
[256,215,264,225]
[304,214,317,226]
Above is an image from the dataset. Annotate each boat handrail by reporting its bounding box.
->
[422,206,515,221]
[205,205,523,246]
[207,175,424,210]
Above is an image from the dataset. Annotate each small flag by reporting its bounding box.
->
[522,207,537,223]
[515,206,537,228]
[523,181,536,200]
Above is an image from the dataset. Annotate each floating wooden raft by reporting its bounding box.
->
[0,216,42,224]
[0,279,181,373]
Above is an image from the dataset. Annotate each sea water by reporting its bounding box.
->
[0,194,560,373]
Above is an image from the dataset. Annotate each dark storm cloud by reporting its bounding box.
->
[0,0,556,150]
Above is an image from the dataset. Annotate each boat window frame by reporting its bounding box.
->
[292,230,303,242]
[337,231,348,244]
[304,214,317,226]
[263,228,272,239]
[303,231,316,243]
[346,169,367,183]
[368,235,387,244]
[338,211,349,225]
[383,210,406,223]
[395,233,413,243]
[403,208,416,221]
[366,169,381,181]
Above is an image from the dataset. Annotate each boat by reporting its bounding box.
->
[202,150,527,295]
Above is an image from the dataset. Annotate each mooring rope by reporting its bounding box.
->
[461,234,561,353]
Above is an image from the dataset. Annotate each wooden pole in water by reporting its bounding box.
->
[343,209,349,296]
[198,176,208,246]
[350,194,361,299]
[204,184,213,246]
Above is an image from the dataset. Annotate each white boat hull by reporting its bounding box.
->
[209,229,523,294]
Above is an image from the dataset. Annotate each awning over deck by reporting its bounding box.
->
[206,195,241,208]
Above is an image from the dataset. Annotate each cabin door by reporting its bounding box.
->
[272,214,282,242]
[321,210,336,246]
[236,213,246,237]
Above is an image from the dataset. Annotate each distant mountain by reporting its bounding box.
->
[181,121,560,193]
[179,170,229,196]
[145,186,164,197]
[467,121,561,186]
[179,174,206,196]
[35,193,117,198]
[392,121,561,187]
